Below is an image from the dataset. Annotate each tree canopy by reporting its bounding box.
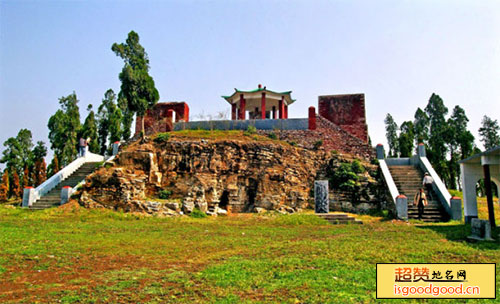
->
[97,89,123,154]
[48,92,81,166]
[81,105,100,154]
[384,93,481,189]
[479,115,500,150]
[384,113,398,157]
[112,31,159,138]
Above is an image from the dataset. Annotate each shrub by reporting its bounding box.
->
[351,160,365,174]
[154,133,170,144]
[158,189,172,199]
[94,161,105,168]
[243,125,257,136]
[190,208,207,218]
[289,141,297,146]
[268,132,278,140]
[313,140,323,150]
[327,162,369,204]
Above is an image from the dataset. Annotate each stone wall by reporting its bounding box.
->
[318,94,368,143]
[173,118,309,131]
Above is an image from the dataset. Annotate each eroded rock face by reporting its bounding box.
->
[80,139,387,216]
[79,139,326,213]
[156,141,325,212]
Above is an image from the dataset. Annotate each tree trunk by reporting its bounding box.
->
[141,115,145,141]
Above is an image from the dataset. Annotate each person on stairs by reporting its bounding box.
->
[414,188,428,220]
[79,137,87,157]
[422,172,434,201]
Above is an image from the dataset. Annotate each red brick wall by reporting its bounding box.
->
[318,94,368,143]
[257,116,375,160]
[135,102,189,136]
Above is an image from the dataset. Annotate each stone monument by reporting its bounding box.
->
[314,180,329,213]
[467,218,494,241]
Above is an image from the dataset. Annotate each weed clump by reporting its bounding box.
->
[190,208,207,218]
[158,189,172,199]
[154,133,170,144]
[313,140,323,150]
[243,126,257,136]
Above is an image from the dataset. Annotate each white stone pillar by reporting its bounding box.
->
[22,187,36,208]
[112,141,120,156]
[60,186,73,205]
[461,163,481,223]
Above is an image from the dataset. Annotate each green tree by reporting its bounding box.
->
[413,107,429,147]
[478,115,500,150]
[398,121,414,157]
[112,31,159,139]
[384,113,399,157]
[32,141,47,163]
[445,106,474,189]
[81,105,100,153]
[48,92,81,166]
[97,89,123,154]
[0,129,34,192]
[425,93,448,179]
[47,155,60,178]
[119,100,134,141]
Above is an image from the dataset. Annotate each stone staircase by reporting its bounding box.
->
[316,213,363,224]
[29,162,99,210]
[388,165,448,222]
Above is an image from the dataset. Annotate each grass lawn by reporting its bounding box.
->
[0,202,499,303]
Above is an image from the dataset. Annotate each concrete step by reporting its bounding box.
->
[31,204,59,208]
[316,213,363,224]
[389,164,449,222]
[31,162,99,211]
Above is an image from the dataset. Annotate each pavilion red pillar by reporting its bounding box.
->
[261,92,266,119]
[239,94,246,120]
[278,96,284,119]
[272,106,276,119]
[231,103,237,120]
[284,105,288,119]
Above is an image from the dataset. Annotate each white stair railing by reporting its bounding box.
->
[23,149,104,207]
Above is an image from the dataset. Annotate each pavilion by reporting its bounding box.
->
[222,84,295,120]
[459,145,500,227]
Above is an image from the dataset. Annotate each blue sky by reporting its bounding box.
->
[1,0,499,166]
